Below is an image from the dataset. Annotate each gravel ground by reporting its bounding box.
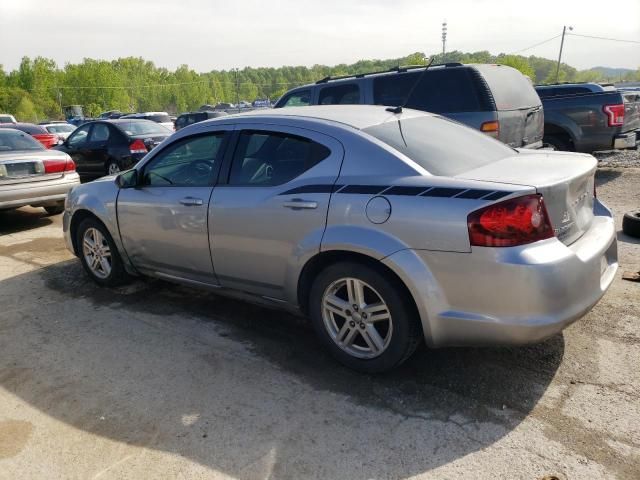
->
[594,148,640,168]
[0,167,639,479]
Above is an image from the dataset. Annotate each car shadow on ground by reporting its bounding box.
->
[0,208,55,235]
[0,259,565,479]
[595,168,622,188]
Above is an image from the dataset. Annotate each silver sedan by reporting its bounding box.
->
[63,106,617,372]
[0,128,80,214]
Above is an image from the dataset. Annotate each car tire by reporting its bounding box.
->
[544,135,573,152]
[44,202,65,215]
[622,211,640,239]
[106,160,120,176]
[309,261,422,373]
[76,217,130,287]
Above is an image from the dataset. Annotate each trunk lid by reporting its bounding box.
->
[622,90,640,133]
[0,150,69,185]
[457,150,596,245]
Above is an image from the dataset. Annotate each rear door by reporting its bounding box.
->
[117,130,229,285]
[85,122,112,175]
[209,125,344,298]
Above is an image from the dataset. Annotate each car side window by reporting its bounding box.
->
[67,124,91,147]
[319,84,360,105]
[142,133,225,187]
[89,123,110,142]
[280,90,311,107]
[229,130,331,186]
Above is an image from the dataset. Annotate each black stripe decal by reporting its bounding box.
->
[339,185,388,195]
[384,186,431,196]
[280,184,334,195]
[279,184,513,200]
[482,190,511,200]
[456,189,493,199]
[420,187,465,198]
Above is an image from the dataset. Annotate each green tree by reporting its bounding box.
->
[14,96,38,122]
[495,55,536,81]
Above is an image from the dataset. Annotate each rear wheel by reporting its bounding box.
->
[309,262,422,373]
[544,134,573,151]
[76,217,130,287]
[44,202,64,215]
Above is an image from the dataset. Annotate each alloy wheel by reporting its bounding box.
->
[321,277,393,359]
[82,227,112,279]
[107,163,120,175]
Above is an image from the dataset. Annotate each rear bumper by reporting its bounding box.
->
[383,199,618,347]
[613,130,637,149]
[0,173,80,209]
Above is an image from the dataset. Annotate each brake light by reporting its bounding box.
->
[603,104,624,127]
[130,139,148,154]
[480,120,500,138]
[43,157,76,174]
[468,194,554,247]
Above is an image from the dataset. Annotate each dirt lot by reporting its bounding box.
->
[1,165,639,480]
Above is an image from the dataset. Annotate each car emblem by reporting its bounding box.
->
[562,211,571,224]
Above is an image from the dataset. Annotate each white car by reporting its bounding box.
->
[40,122,77,142]
[120,112,174,132]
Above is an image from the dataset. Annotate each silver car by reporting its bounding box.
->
[0,128,80,214]
[62,106,618,372]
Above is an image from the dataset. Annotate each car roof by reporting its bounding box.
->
[225,105,431,130]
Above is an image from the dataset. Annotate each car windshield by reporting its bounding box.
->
[0,129,45,151]
[363,114,516,176]
[119,120,170,136]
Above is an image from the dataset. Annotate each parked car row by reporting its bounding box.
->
[273,63,640,153]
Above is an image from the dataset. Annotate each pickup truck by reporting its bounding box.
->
[535,83,640,152]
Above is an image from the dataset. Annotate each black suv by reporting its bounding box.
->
[174,111,229,131]
[275,63,544,149]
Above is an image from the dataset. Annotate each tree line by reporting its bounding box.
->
[1,51,638,123]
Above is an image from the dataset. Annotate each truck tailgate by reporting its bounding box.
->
[622,90,640,133]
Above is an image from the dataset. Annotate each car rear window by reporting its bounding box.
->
[118,120,170,136]
[145,114,171,123]
[475,65,540,109]
[0,129,44,151]
[373,69,490,113]
[363,115,516,176]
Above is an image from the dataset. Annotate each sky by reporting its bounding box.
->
[1,0,639,72]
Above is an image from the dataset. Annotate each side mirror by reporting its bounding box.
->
[116,169,138,189]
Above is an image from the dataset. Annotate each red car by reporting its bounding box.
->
[0,122,59,148]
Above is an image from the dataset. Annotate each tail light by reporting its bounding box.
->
[130,139,148,154]
[43,157,76,174]
[603,104,624,127]
[468,194,554,247]
[480,120,500,138]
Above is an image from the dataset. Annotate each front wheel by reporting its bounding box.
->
[76,217,130,287]
[309,262,422,373]
[106,160,120,176]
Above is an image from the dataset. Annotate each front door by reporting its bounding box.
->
[62,123,93,176]
[209,125,344,299]
[117,131,228,285]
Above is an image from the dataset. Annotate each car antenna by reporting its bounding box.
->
[386,56,435,114]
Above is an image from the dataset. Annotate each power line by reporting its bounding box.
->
[50,80,302,90]
[509,34,561,54]
[567,33,640,44]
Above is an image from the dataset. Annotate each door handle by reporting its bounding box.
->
[282,198,318,210]
[179,197,203,206]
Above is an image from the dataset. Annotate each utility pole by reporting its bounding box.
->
[555,25,573,83]
[441,21,447,62]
